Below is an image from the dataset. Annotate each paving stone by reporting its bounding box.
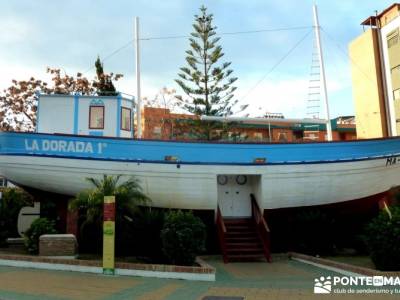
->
[202,297,244,300]
[1,257,399,300]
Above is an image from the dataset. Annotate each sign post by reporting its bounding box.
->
[103,196,116,275]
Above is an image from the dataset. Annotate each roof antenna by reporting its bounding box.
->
[135,17,142,139]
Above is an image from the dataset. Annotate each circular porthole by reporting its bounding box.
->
[236,175,247,185]
[217,175,228,185]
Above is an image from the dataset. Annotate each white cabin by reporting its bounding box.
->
[36,94,135,138]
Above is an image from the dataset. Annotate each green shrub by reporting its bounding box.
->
[161,210,206,265]
[70,175,149,254]
[0,188,33,247]
[130,209,165,262]
[290,209,335,255]
[363,206,400,271]
[24,218,57,254]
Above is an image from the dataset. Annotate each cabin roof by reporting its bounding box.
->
[39,93,135,103]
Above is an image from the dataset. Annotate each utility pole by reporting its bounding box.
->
[135,17,142,138]
[313,5,332,141]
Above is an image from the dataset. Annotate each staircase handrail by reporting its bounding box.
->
[251,194,270,233]
[250,193,272,262]
[216,205,228,263]
[217,206,226,233]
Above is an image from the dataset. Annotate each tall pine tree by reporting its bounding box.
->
[175,6,238,140]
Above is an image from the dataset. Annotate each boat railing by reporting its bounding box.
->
[216,205,228,263]
[250,193,272,262]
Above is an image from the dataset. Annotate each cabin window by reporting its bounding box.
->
[121,107,131,131]
[89,106,105,129]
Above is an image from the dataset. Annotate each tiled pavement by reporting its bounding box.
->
[0,256,398,300]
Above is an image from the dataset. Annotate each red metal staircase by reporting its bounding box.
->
[216,194,271,263]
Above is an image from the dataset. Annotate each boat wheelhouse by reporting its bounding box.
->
[37,93,134,138]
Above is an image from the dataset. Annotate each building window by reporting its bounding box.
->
[391,65,400,76]
[153,126,161,134]
[153,126,162,139]
[89,106,104,129]
[121,107,131,131]
[293,130,303,140]
[387,30,399,48]
[211,129,223,139]
[339,132,347,141]
[278,132,288,142]
[304,131,319,140]
[253,132,263,141]
[394,89,400,100]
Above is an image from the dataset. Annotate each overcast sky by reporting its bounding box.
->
[0,0,395,118]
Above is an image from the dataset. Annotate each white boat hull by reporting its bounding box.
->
[0,154,398,210]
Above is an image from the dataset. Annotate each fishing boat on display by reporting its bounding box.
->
[0,5,399,220]
[1,126,400,215]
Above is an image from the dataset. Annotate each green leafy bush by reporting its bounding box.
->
[363,206,400,271]
[130,209,165,262]
[161,210,206,265]
[0,188,33,247]
[24,218,57,254]
[290,209,335,255]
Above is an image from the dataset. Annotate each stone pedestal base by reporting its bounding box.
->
[39,234,77,258]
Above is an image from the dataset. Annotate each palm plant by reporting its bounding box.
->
[69,175,150,252]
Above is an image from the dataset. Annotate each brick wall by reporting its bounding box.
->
[142,106,356,142]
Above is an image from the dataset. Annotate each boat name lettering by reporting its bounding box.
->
[386,156,400,166]
[24,139,107,154]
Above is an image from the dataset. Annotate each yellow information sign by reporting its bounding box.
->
[103,196,115,275]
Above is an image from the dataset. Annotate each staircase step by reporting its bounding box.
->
[219,215,270,263]
[226,230,256,234]
[226,242,262,248]
[224,218,252,224]
[227,253,266,260]
[225,225,255,229]
[227,248,263,253]
[226,232,258,238]
[226,228,256,232]
[225,236,259,241]
[226,229,256,233]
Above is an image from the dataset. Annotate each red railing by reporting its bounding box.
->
[251,193,272,262]
[216,206,228,263]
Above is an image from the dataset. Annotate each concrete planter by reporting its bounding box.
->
[0,254,215,281]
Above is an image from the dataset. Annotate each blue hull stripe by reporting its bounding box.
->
[1,131,400,165]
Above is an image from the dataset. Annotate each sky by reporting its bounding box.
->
[0,0,396,119]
